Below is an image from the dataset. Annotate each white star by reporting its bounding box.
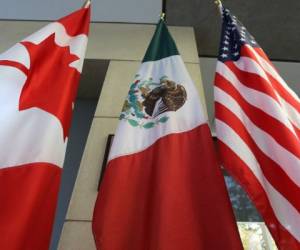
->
[251,40,256,44]
[240,38,246,42]
[224,40,229,45]
[233,52,239,56]
[221,53,228,58]
[224,35,230,39]
[222,47,229,51]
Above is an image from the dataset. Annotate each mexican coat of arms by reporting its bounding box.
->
[120,75,187,129]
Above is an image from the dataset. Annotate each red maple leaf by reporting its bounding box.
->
[20,34,80,140]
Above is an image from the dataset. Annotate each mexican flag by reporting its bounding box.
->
[92,19,242,250]
[0,4,90,249]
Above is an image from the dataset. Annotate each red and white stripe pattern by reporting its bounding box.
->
[215,7,300,250]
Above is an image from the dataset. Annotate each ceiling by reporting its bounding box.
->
[166,0,300,62]
[0,0,299,62]
[0,0,161,23]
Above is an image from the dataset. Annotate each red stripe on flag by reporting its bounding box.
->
[216,102,300,213]
[217,140,300,250]
[241,46,300,113]
[220,61,300,138]
[93,124,242,250]
[225,61,280,104]
[291,124,300,140]
[252,47,276,70]
[215,73,300,159]
[0,60,29,76]
[252,47,278,66]
[0,163,61,250]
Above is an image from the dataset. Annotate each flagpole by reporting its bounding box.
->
[82,0,91,8]
[214,0,223,16]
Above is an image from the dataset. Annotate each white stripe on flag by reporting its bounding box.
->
[246,45,300,104]
[216,62,298,136]
[216,118,300,243]
[215,86,300,187]
[234,55,300,131]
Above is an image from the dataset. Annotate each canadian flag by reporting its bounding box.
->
[92,19,242,250]
[0,4,90,250]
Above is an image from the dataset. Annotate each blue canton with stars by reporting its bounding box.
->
[218,7,259,62]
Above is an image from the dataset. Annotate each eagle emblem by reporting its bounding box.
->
[120,75,187,129]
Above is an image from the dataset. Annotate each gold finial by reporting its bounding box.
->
[160,12,166,20]
[214,0,222,7]
[214,0,223,15]
[82,0,91,8]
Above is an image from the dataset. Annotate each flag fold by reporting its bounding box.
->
[0,5,90,250]
[214,7,300,250]
[92,19,242,250]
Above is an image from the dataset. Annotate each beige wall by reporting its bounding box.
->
[0,22,198,63]
[57,22,206,250]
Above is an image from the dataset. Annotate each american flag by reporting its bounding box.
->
[214,7,300,249]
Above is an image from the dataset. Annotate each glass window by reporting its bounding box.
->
[223,171,277,249]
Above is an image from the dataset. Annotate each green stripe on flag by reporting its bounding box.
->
[142,20,179,63]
